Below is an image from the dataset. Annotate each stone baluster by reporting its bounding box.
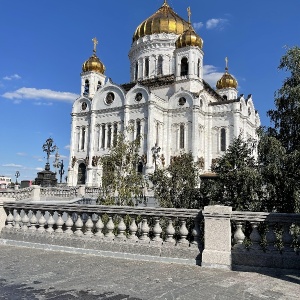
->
[139,218,150,243]
[128,217,138,242]
[5,208,14,229]
[233,221,245,250]
[74,213,84,236]
[105,216,115,240]
[152,217,162,243]
[46,210,55,234]
[37,211,46,233]
[29,210,38,232]
[55,211,64,234]
[249,222,262,251]
[21,209,30,231]
[266,222,277,252]
[13,208,22,230]
[282,223,293,252]
[84,214,94,237]
[65,212,74,235]
[178,218,189,245]
[191,217,202,248]
[116,216,127,241]
[164,218,176,244]
[94,214,104,238]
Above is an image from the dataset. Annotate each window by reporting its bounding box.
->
[84,80,89,95]
[107,124,112,148]
[180,124,185,149]
[157,56,163,75]
[136,120,141,139]
[97,81,101,91]
[197,59,200,77]
[178,97,186,106]
[81,127,86,150]
[181,57,188,76]
[135,62,138,81]
[101,124,105,148]
[221,128,226,151]
[145,57,149,77]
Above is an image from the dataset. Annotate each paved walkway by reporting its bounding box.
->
[0,244,299,299]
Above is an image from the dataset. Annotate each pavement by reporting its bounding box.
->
[0,244,299,300]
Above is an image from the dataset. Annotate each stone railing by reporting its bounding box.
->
[0,187,33,201]
[0,202,203,265]
[40,187,79,200]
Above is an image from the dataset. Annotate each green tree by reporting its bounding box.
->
[150,152,202,209]
[211,136,263,211]
[268,46,300,153]
[99,131,147,206]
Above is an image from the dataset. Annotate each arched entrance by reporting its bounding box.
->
[77,163,86,184]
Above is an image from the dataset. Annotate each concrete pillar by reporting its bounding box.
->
[202,205,232,269]
[78,185,85,197]
[31,185,41,201]
[0,200,6,232]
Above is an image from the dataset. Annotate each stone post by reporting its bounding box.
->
[0,200,6,232]
[78,185,85,197]
[202,205,232,269]
[31,185,41,201]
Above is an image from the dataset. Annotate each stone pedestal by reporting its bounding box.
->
[35,163,57,187]
[202,205,232,269]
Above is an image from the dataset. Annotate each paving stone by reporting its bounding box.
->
[0,244,299,299]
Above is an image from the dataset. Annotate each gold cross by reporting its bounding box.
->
[92,37,98,54]
[225,57,228,70]
[187,7,191,23]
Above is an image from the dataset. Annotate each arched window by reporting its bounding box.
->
[145,57,149,77]
[181,57,188,76]
[197,59,200,77]
[101,124,105,148]
[157,56,163,75]
[135,62,138,81]
[84,80,89,95]
[77,163,86,184]
[81,127,86,150]
[97,81,101,91]
[221,128,226,151]
[180,124,185,149]
[136,120,141,138]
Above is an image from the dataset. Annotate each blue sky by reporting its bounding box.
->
[0,0,299,182]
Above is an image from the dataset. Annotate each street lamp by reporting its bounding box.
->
[15,171,20,185]
[151,143,161,170]
[59,160,65,184]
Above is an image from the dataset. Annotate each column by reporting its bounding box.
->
[86,112,95,186]
[146,102,154,172]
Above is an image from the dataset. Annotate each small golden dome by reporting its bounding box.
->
[82,54,105,74]
[216,58,238,89]
[82,37,106,74]
[133,0,190,42]
[176,25,203,49]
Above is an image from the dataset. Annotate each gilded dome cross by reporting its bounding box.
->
[187,7,191,24]
[225,57,229,71]
[92,37,98,54]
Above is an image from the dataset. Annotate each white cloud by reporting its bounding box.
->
[2,163,23,168]
[3,74,21,81]
[64,145,70,150]
[206,18,228,30]
[17,152,27,156]
[33,102,53,106]
[35,167,43,171]
[203,65,224,88]
[2,87,78,103]
[193,22,204,30]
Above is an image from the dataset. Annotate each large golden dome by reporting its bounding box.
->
[176,25,203,49]
[133,0,190,42]
[216,59,238,89]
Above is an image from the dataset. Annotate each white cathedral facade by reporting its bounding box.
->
[67,1,260,187]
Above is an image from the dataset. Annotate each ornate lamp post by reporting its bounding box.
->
[151,143,161,171]
[59,160,65,184]
[15,171,20,185]
[53,148,61,178]
[43,137,57,171]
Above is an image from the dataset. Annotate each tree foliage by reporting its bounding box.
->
[150,152,204,209]
[99,131,147,206]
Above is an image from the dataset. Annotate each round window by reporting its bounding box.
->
[179,97,186,106]
[106,92,115,104]
[81,102,87,110]
[135,92,142,102]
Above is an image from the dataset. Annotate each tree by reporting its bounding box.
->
[99,131,147,206]
[150,152,202,209]
[268,46,300,153]
[210,136,263,211]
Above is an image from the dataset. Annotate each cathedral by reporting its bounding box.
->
[67,0,260,187]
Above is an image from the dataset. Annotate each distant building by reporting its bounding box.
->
[67,1,260,187]
[0,176,12,189]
